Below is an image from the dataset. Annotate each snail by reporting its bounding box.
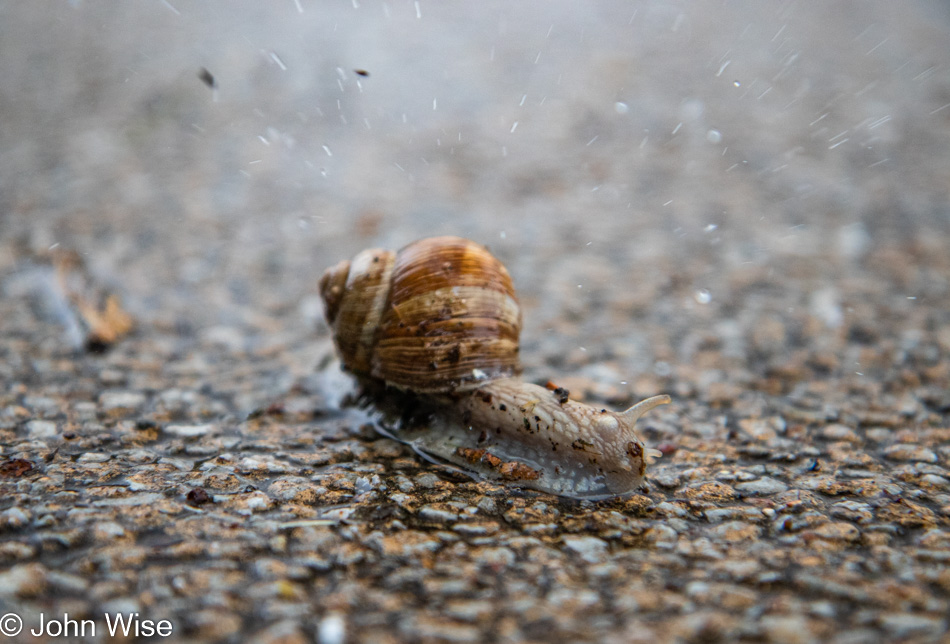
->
[319,236,670,499]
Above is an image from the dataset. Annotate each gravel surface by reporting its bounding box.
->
[2,3,950,643]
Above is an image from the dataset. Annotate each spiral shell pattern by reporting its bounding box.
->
[319,236,522,392]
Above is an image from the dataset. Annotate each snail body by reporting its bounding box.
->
[319,236,669,499]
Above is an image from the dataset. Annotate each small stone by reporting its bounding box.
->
[760,615,816,644]
[418,504,460,524]
[0,506,31,529]
[0,562,48,597]
[26,419,58,437]
[705,507,766,523]
[883,444,938,463]
[251,619,308,644]
[471,547,514,567]
[709,521,761,542]
[415,473,442,488]
[562,535,608,563]
[164,423,214,437]
[46,570,90,593]
[318,612,346,644]
[811,521,860,543]
[93,521,127,541]
[738,416,784,441]
[452,522,499,536]
[878,613,946,639]
[443,599,494,622]
[406,615,481,643]
[735,477,788,496]
[919,474,949,489]
[189,609,243,641]
[99,390,146,414]
[820,424,859,442]
[681,480,737,502]
[650,471,682,488]
[644,524,678,547]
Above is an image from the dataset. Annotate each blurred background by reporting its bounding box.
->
[2,1,949,375]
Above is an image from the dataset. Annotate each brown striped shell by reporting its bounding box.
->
[319,236,522,393]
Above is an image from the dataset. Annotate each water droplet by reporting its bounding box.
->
[704,224,718,232]
[615,102,629,114]
[733,80,741,87]
[695,289,712,304]
[706,129,722,143]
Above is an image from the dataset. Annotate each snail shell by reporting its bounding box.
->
[320,236,670,499]
[319,236,521,393]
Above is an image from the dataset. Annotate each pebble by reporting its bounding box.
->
[471,547,515,568]
[644,524,678,548]
[709,521,761,542]
[829,500,873,524]
[735,477,789,496]
[92,521,127,541]
[252,619,309,644]
[164,423,214,437]
[759,615,816,644]
[878,612,946,639]
[820,424,860,442]
[98,390,146,414]
[562,535,609,563]
[418,504,460,523]
[0,506,31,529]
[0,562,48,597]
[452,522,499,536]
[810,521,861,543]
[318,613,346,644]
[705,507,766,523]
[883,444,938,463]
[26,419,58,437]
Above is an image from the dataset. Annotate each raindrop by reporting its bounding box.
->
[706,129,722,143]
[695,289,712,304]
[270,51,287,71]
[704,224,718,232]
[733,80,741,87]
[615,102,629,114]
